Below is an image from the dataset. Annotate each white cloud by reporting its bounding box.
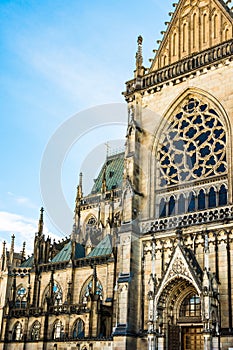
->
[0,211,60,255]
[7,192,37,209]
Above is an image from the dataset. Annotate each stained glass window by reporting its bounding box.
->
[31,321,41,340]
[180,294,201,317]
[80,277,103,303]
[73,319,84,338]
[12,322,23,341]
[52,320,64,340]
[15,286,27,308]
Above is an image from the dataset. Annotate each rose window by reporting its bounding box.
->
[158,97,227,187]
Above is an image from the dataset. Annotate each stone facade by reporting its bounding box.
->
[1,0,233,349]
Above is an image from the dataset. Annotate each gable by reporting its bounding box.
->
[155,243,203,303]
[150,0,233,72]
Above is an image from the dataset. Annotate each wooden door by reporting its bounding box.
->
[168,325,180,350]
[182,327,204,350]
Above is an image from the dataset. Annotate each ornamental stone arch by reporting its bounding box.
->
[150,87,232,218]
[155,276,201,327]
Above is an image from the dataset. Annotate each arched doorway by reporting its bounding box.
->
[156,277,204,350]
[179,293,204,350]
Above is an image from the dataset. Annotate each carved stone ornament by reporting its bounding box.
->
[169,257,188,277]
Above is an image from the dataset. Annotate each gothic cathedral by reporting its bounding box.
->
[1,0,233,349]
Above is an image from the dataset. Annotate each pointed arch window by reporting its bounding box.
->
[73,318,85,339]
[225,28,230,41]
[219,185,227,206]
[168,196,176,216]
[156,94,228,218]
[12,322,23,341]
[52,320,64,340]
[173,33,177,56]
[159,198,166,217]
[198,190,206,210]
[178,194,185,214]
[188,192,195,212]
[53,282,63,306]
[180,294,201,317]
[80,277,103,304]
[157,97,227,187]
[31,321,41,340]
[16,286,27,308]
[183,23,187,52]
[42,282,63,306]
[203,14,208,43]
[193,13,197,48]
[213,14,218,39]
[208,187,216,208]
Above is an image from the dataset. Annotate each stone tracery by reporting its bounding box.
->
[158,97,227,187]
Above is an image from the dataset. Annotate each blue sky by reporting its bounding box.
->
[0,0,172,253]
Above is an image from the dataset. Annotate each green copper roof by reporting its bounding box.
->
[87,235,112,257]
[91,152,124,194]
[20,255,34,267]
[51,241,85,262]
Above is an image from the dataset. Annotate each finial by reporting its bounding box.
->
[22,242,26,260]
[136,35,143,69]
[76,172,83,200]
[2,241,6,256]
[85,230,93,256]
[204,230,209,253]
[101,165,107,194]
[10,234,15,252]
[105,142,110,158]
[176,229,183,245]
[38,207,44,235]
[1,241,6,271]
[79,172,83,187]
